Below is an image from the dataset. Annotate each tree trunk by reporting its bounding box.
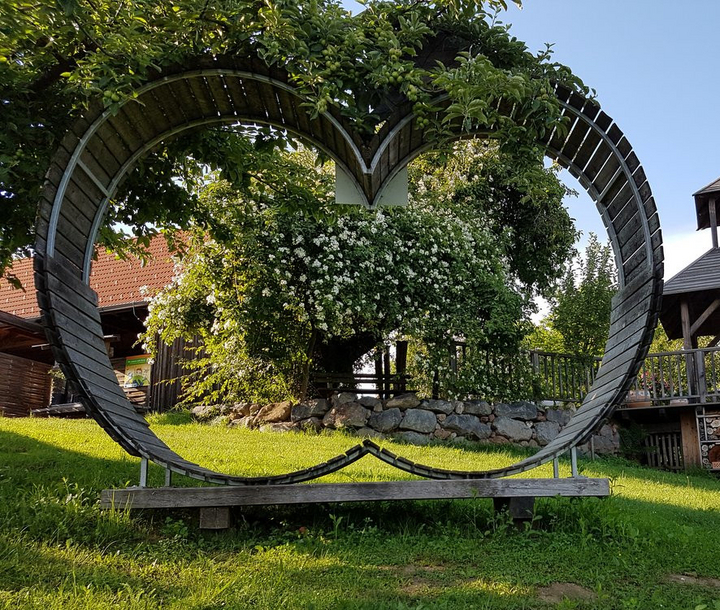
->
[299,327,317,401]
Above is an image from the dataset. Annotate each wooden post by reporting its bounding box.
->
[530,350,541,403]
[695,351,707,404]
[139,458,148,488]
[493,497,535,524]
[681,300,698,399]
[374,349,383,398]
[396,340,408,393]
[449,342,458,374]
[530,350,540,375]
[680,300,694,350]
[710,197,718,249]
[383,348,391,398]
[680,410,702,468]
[199,507,231,530]
[299,328,317,401]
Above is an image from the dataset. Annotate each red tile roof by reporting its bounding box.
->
[0,237,177,319]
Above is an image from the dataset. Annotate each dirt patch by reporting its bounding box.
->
[667,574,720,589]
[537,582,596,604]
[379,565,447,595]
[398,575,433,595]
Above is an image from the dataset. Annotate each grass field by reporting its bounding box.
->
[1,413,719,609]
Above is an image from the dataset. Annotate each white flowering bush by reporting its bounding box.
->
[143,142,574,403]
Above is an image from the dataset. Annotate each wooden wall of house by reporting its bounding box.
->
[148,336,200,411]
[0,352,52,416]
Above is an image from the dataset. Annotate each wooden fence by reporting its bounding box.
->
[529,350,602,404]
[641,423,684,471]
[148,336,201,410]
[0,352,52,417]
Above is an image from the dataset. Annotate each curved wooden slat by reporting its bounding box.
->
[34,53,663,485]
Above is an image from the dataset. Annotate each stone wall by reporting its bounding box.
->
[192,391,620,455]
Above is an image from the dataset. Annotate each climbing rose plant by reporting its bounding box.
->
[143,142,575,403]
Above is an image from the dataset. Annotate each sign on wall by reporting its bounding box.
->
[124,355,151,388]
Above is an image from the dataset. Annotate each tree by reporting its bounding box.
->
[0,0,588,277]
[529,233,617,357]
[2,0,587,401]
[142,140,576,403]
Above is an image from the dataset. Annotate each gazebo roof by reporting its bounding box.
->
[693,176,720,230]
[660,248,720,339]
[693,176,720,197]
[663,247,720,295]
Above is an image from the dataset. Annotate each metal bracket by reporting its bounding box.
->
[139,457,148,488]
[570,447,579,478]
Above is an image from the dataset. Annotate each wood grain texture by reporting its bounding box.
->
[0,353,52,416]
[35,58,662,486]
[100,477,610,509]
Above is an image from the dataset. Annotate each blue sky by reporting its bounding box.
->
[504,1,720,278]
[342,0,720,279]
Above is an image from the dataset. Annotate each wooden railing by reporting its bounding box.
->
[529,350,602,404]
[309,372,410,399]
[307,347,720,407]
[528,347,720,407]
[622,346,720,406]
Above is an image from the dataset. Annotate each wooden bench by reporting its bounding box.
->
[101,477,610,529]
[33,43,662,499]
[310,372,411,398]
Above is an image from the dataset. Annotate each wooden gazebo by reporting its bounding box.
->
[660,177,720,349]
[652,177,720,470]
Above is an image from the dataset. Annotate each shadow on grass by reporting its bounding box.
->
[2,428,720,609]
[0,534,191,603]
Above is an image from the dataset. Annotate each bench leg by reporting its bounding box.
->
[493,496,535,524]
[199,507,232,530]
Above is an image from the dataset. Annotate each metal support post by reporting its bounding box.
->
[570,447,578,478]
[553,457,560,479]
[139,457,148,488]
[165,468,172,487]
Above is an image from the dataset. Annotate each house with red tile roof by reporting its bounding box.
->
[0,236,182,415]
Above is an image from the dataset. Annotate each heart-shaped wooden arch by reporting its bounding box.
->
[34,52,663,484]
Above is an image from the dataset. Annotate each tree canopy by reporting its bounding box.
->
[529,233,617,357]
[1,0,592,401]
[0,0,588,277]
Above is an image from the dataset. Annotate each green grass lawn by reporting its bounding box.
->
[1,414,719,610]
